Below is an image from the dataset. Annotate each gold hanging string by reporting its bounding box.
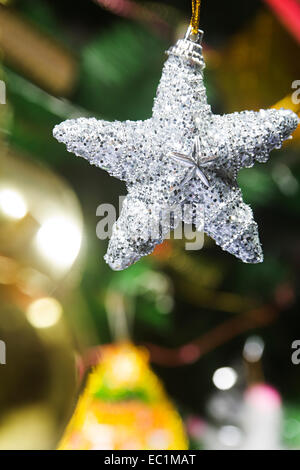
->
[190,0,202,35]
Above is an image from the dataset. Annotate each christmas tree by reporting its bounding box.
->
[0,0,299,450]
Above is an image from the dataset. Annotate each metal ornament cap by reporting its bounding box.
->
[167,27,205,69]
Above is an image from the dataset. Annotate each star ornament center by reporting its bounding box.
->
[168,136,218,188]
[53,28,299,271]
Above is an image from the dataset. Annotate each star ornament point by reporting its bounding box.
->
[53,30,299,271]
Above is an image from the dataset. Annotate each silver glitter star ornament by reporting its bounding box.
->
[53,29,299,271]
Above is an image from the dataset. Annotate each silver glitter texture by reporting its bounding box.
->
[53,30,299,271]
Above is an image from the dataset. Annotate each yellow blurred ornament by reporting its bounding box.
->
[59,343,188,450]
[213,11,300,117]
[272,93,300,143]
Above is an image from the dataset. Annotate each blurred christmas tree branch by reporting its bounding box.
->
[93,0,177,38]
[80,304,277,369]
[0,4,77,95]
[144,305,277,367]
